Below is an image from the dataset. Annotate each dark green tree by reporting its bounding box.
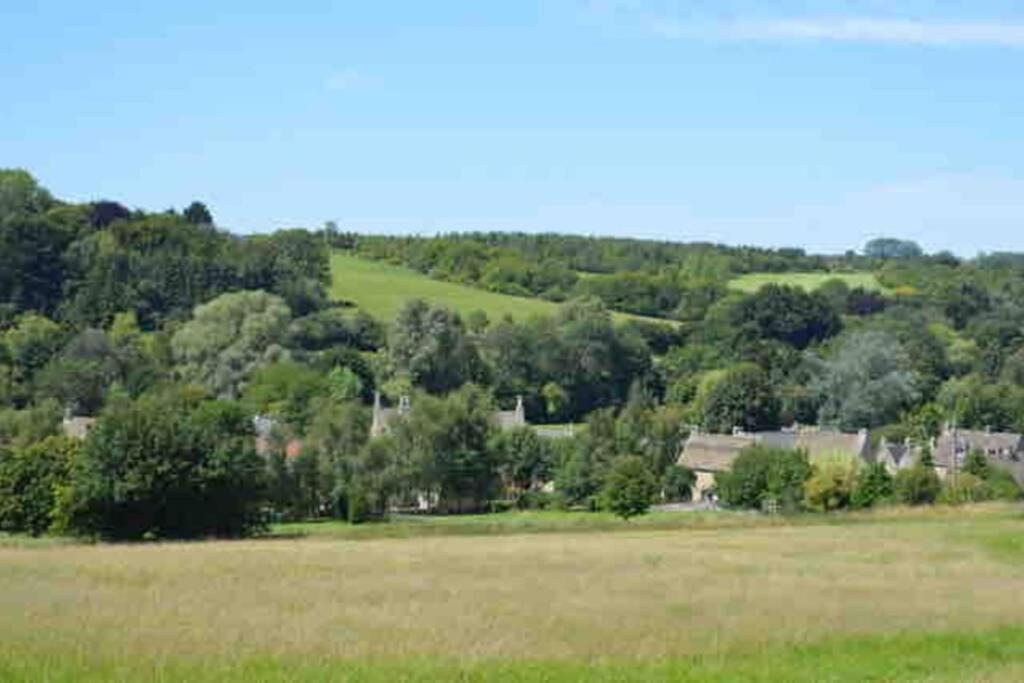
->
[183,201,213,225]
[59,388,267,539]
[600,456,658,519]
[389,300,487,394]
[700,363,780,433]
[0,436,79,536]
[716,445,812,511]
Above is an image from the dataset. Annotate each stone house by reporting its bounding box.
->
[933,426,1024,484]
[370,392,527,438]
[677,425,872,502]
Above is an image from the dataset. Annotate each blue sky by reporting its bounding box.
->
[2,1,1023,255]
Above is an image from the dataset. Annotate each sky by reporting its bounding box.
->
[2,1,1024,255]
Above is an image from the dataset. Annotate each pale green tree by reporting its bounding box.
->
[171,290,292,398]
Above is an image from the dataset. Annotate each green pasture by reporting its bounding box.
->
[330,252,666,324]
[729,271,886,294]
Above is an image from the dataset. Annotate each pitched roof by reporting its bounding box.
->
[793,430,869,460]
[678,427,871,473]
[934,429,1024,468]
[678,433,757,472]
[873,440,917,469]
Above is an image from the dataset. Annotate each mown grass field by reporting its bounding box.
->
[729,271,886,293]
[2,505,1024,681]
[330,252,664,325]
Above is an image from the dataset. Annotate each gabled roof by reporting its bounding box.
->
[678,426,872,473]
[874,439,916,469]
[794,430,869,460]
[934,429,1024,468]
[678,433,757,472]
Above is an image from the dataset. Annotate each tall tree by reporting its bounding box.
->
[172,290,292,399]
[810,331,918,430]
[389,300,486,394]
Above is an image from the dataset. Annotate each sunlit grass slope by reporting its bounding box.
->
[2,505,1023,681]
[729,271,886,293]
[330,252,664,324]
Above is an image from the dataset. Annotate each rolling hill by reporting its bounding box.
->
[329,252,666,324]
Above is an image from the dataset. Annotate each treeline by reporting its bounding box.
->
[345,233,976,319]
[3,169,1024,540]
[349,232,829,317]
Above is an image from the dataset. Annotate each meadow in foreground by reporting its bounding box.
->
[1,505,1023,681]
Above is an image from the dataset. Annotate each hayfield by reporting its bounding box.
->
[330,252,664,325]
[2,505,1024,681]
[729,271,885,294]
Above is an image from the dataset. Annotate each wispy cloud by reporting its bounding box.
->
[655,17,1024,47]
[585,1,1024,47]
[325,69,369,92]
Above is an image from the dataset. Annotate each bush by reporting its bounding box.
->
[717,445,812,511]
[515,489,557,510]
[985,468,1022,501]
[938,472,992,505]
[0,436,79,536]
[893,466,941,506]
[59,388,268,540]
[804,453,860,512]
[851,462,894,509]
[599,456,658,520]
[957,450,1020,501]
[963,450,989,478]
[662,464,696,502]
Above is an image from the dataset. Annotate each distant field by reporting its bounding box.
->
[330,252,666,325]
[2,505,1024,681]
[729,271,885,293]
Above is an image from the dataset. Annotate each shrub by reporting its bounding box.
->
[804,453,860,512]
[662,464,696,502]
[958,450,1020,501]
[717,445,812,511]
[0,436,79,536]
[600,456,658,520]
[893,466,941,506]
[963,450,989,478]
[851,462,894,509]
[515,489,557,510]
[938,472,991,505]
[985,468,1022,501]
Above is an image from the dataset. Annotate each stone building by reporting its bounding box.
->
[933,426,1024,484]
[370,392,527,438]
[677,425,871,502]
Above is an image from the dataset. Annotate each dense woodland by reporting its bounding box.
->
[2,169,1023,539]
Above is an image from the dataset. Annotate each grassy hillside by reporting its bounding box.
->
[2,505,1024,681]
[330,252,660,324]
[729,271,885,293]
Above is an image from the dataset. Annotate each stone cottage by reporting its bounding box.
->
[677,425,872,502]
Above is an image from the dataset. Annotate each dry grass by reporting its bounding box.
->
[2,505,1023,673]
